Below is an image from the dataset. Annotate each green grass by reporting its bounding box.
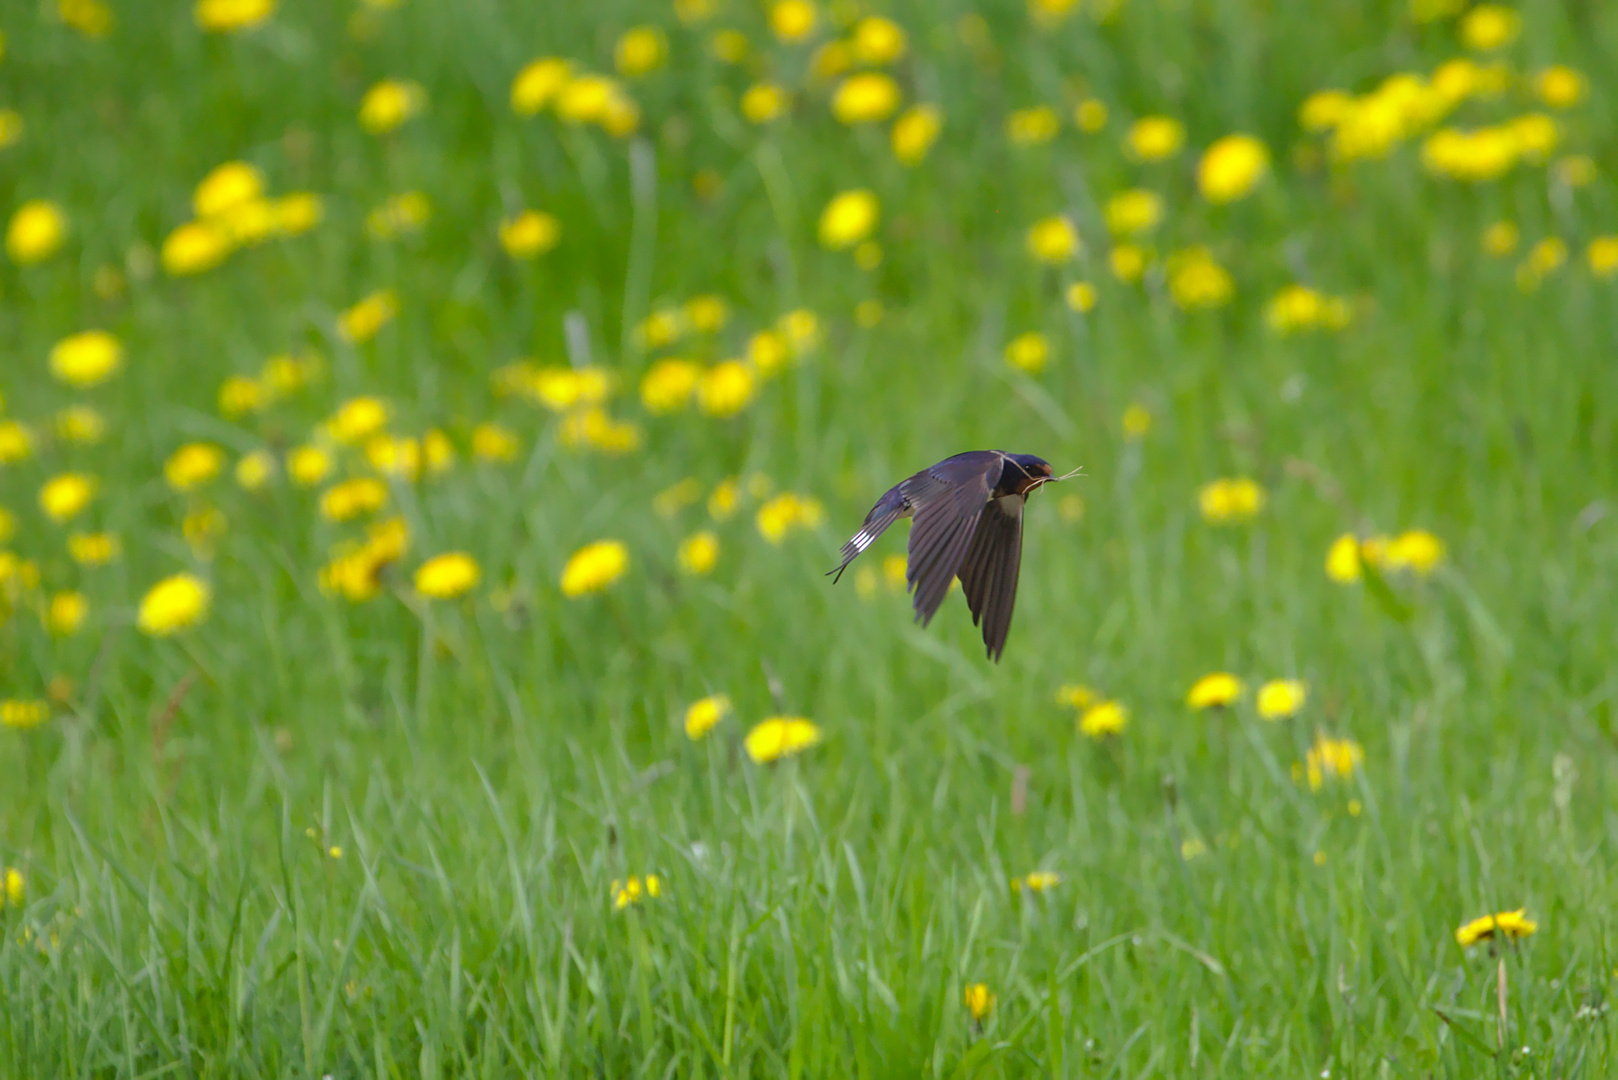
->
[4,0,1618,1075]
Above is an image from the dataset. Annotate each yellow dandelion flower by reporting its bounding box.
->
[685,295,728,333]
[684,694,729,739]
[0,110,24,150]
[1385,529,1444,575]
[1587,236,1618,278]
[1079,700,1128,739]
[674,0,715,23]
[1121,402,1151,439]
[852,16,906,64]
[708,477,740,520]
[1325,533,1362,583]
[319,478,389,522]
[39,473,95,523]
[471,422,519,462]
[182,506,227,557]
[745,717,823,763]
[560,539,629,597]
[416,552,480,599]
[1066,282,1098,313]
[1455,909,1537,947]
[287,445,333,486]
[328,396,389,444]
[833,72,901,125]
[1460,4,1519,50]
[779,309,821,354]
[1197,134,1269,204]
[60,0,116,35]
[1168,247,1235,310]
[3,867,25,905]
[1187,672,1243,709]
[1198,477,1265,524]
[137,573,211,636]
[161,221,233,276]
[554,73,616,124]
[1303,734,1362,791]
[741,82,790,124]
[48,329,122,387]
[1265,284,1324,333]
[963,983,995,1022]
[610,874,663,910]
[1074,98,1108,133]
[218,374,266,416]
[46,591,87,635]
[1534,66,1585,109]
[1012,870,1060,893]
[195,0,274,31]
[193,161,265,219]
[756,493,823,543]
[1256,679,1307,720]
[68,532,119,565]
[165,443,225,491]
[654,478,702,518]
[7,200,67,265]
[338,290,399,344]
[235,449,275,490]
[511,57,571,115]
[1126,116,1185,161]
[1299,89,1353,132]
[697,360,757,417]
[615,26,666,77]
[424,428,454,475]
[53,406,103,444]
[709,29,749,64]
[638,358,701,414]
[365,190,431,240]
[819,190,879,249]
[1105,189,1163,235]
[0,700,49,730]
[274,192,323,235]
[890,104,942,165]
[1006,106,1059,147]
[677,530,720,576]
[359,79,425,134]
[1025,215,1079,264]
[1004,331,1050,374]
[1110,244,1148,283]
[769,0,817,42]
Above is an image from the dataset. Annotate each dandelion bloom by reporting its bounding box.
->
[365,191,431,239]
[0,700,49,730]
[319,478,389,522]
[678,531,720,575]
[0,110,24,149]
[338,291,398,344]
[1588,237,1618,278]
[1187,672,1243,709]
[818,189,879,250]
[1121,402,1150,439]
[359,80,425,135]
[769,0,816,42]
[511,57,571,115]
[1455,909,1537,947]
[195,0,274,31]
[1079,700,1128,739]
[1197,134,1269,204]
[1012,871,1060,893]
[416,553,480,599]
[165,443,225,491]
[852,15,906,63]
[1303,735,1361,791]
[162,221,233,276]
[288,445,333,486]
[744,717,823,763]
[218,375,266,416]
[614,26,666,77]
[684,694,730,739]
[1066,282,1097,313]
[138,573,211,636]
[1004,331,1050,374]
[3,867,24,905]
[1385,530,1444,575]
[235,449,275,490]
[611,874,663,909]
[1324,533,1363,583]
[833,72,901,125]
[560,539,629,596]
[327,396,389,444]
[1110,244,1147,283]
[274,192,323,235]
[1460,3,1519,50]
[685,295,728,333]
[194,161,265,218]
[1006,106,1059,146]
[1256,679,1306,719]
[808,40,850,80]
[696,361,757,418]
[1198,477,1265,524]
[709,30,749,64]
[1074,98,1108,132]
[40,473,95,522]
[963,983,995,1022]
[1105,189,1163,235]
[741,83,790,124]
[756,493,823,543]
[1025,216,1078,264]
[7,200,67,264]
[891,104,942,165]
[471,423,519,463]
[1299,89,1353,132]
[747,331,788,376]
[1126,116,1185,161]
[1534,66,1585,109]
[49,330,123,387]
[638,359,701,413]
[1181,838,1208,860]
[68,532,119,565]
[1168,247,1235,310]
[0,421,32,464]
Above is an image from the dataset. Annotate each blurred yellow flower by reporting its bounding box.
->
[511,58,572,115]
[1121,402,1151,438]
[963,983,995,1022]
[1385,529,1445,575]
[745,716,823,763]
[55,405,105,444]
[1456,909,1537,947]
[287,445,333,487]
[40,473,95,522]
[833,72,901,124]
[1005,331,1050,374]
[1110,244,1147,283]
[1030,0,1080,24]
[468,423,517,463]
[274,192,323,235]
[162,221,232,276]
[1057,684,1092,709]
[138,573,211,636]
[328,396,388,444]
[1197,134,1269,204]
[561,539,629,596]
[1066,282,1098,313]
[68,532,119,565]
[320,478,389,522]
[46,591,87,635]
[416,553,480,599]
[1460,3,1519,50]
[855,299,883,327]
[678,530,720,576]
[747,330,788,375]
[1126,116,1184,161]
[365,434,422,480]
[1006,106,1059,146]
[165,443,225,491]
[49,330,122,387]
[708,477,740,520]
[809,39,851,81]
[359,79,425,134]
[366,191,431,239]
[1198,477,1265,524]
[1481,221,1518,256]
[770,0,817,42]
[654,478,702,519]
[218,375,265,416]
[1074,98,1108,132]
[1012,870,1060,893]
[1079,700,1128,739]
[684,694,729,739]
[338,290,398,343]
[1325,533,1362,583]
[1105,189,1162,235]
[615,26,666,77]
[1256,679,1307,720]
[7,200,67,264]
[1303,734,1361,791]
[320,518,409,602]
[1187,672,1243,709]
[195,0,274,31]
[1588,237,1618,278]
[891,104,942,165]
[182,506,227,557]
[1265,284,1349,333]
[611,874,663,909]
[819,189,878,249]
[194,161,264,219]
[0,110,23,149]
[1299,89,1353,132]
[852,15,906,63]
[60,0,115,36]
[2,867,24,905]
[674,0,715,23]
[741,83,790,124]
[235,449,275,490]
[1534,66,1585,109]
[696,360,757,417]
[640,358,703,413]
[498,209,559,258]
[0,700,49,730]
[1025,215,1079,264]
[756,493,823,543]
[685,295,728,333]
[1168,247,1234,310]
[709,30,749,64]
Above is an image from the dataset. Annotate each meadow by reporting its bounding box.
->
[2,0,1618,1075]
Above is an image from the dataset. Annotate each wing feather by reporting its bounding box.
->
[902,453,999,626]
[957,495,1024,661]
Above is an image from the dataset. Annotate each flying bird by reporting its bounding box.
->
[829,450,1070,661]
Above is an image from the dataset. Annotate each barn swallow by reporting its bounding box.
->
[829,450,1066,662]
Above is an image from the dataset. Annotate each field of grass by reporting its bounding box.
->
[3,0,1618,1075]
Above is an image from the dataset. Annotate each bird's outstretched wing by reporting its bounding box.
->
[901,452,1000,627]
[956,494,1024,661]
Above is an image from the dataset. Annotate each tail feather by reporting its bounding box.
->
[827,487,905,582]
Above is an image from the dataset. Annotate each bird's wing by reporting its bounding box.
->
[828,485,905,583]
[956,494,1024,662]
[901,452,999,626]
